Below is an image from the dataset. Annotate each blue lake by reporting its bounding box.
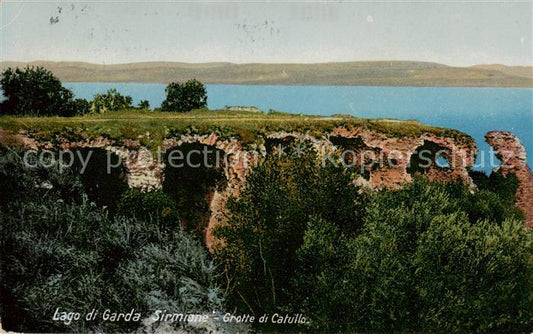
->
[65,82,533,172]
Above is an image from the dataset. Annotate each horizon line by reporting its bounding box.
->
[2,59,532,68]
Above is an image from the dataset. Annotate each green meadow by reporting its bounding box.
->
[0,108,473,150]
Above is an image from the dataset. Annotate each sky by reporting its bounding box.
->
[1,0,532,66]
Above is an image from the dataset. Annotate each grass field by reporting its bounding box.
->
[0,108,473,149]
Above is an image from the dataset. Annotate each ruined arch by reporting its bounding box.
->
[407,140,451,176]
[265,134,297,154]
[69,147,129,212]
[329,135,382,180]
[162,142,228,235]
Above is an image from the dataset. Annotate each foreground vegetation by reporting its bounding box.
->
[0,149,233,333]
[0,144,531,333]
[214,146,531,333]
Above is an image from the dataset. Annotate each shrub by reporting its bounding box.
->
[213,145,533,333]
[447,172,523,224]
[0,66,77,116]
[288,216,352,331]
[414,217,532,332]
[471,169,521,207]
[213,146,367,316]
[0,147,83,208]
[161,79,207,112]
[91,88,133,113]
[138,100,150,110]
[0,151,228,333]
[73,98,91,115]
[289,178,533,332]
[117,189,181,230]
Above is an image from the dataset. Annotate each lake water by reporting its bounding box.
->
[65,82,533,172]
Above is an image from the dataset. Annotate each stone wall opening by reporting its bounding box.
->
[70,148,129,212]
[407,140,451,176]
[329,135,381,180]
[436,156,451,168]
[162,143,228,236]
[265,136,296,154]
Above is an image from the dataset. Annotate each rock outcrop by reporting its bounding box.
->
[486,131,533,228]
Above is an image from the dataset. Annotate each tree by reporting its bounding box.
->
[161,79,207,112]
[73,98,91,115]
[138,99,150,110]
[90,88,133,113]
[0,66,77,116]
[213,145,367,316]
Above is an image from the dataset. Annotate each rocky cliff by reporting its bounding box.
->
[486,131,533,228]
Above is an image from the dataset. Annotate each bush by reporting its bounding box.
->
[73,98,91,115]
[161,79,207,112]
[414,217,532,332]
[471,169,521,207]
[447,172,523,224]
[138,100,150,110]
[0,151,228,333]
[289,216,352,331]
[213,145,367,316]
[289,178,533,332]
[117,189,181,230]
[0,147,83,208]
[0,66,77,116]
[91,88,133,113]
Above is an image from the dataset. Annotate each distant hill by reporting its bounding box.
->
[470,64,533,79]
[1,60,531,87]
